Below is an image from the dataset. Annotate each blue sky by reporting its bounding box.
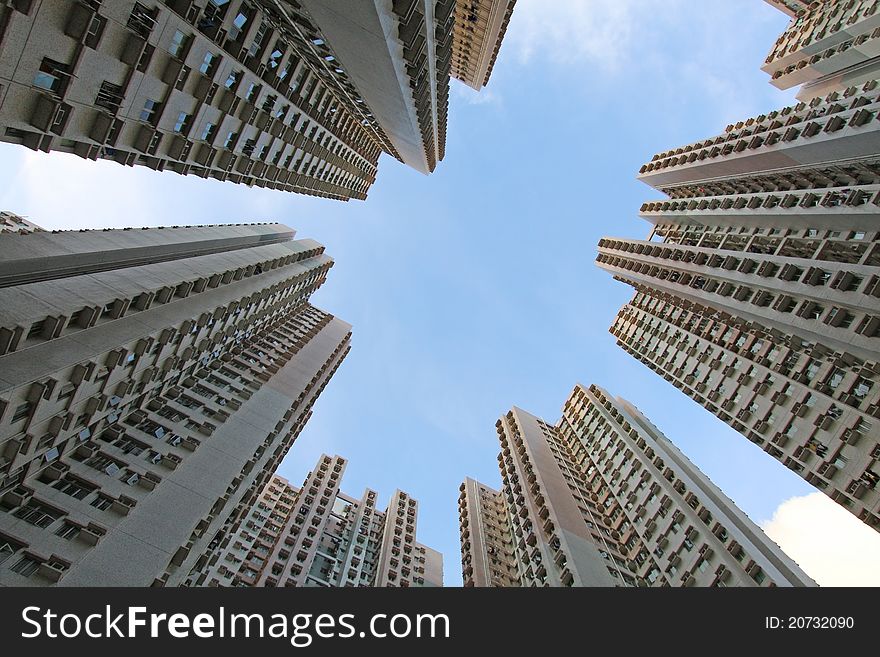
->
[2,0,879,585]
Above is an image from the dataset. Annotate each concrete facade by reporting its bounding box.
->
[195,454,443,587]
[596,4,880,534]
[608,288,880,531]
[0,222,352,586]
[0,211,43,235]
[764,0,813,20]
[298,0,454,172]
[458,477,518,586]
[459,386,815,587]
[450,0,516,90]
[0,0,470,197]
[0,210,43,234]
[762,1,880,100]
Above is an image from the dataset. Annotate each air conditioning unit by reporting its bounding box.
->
[125,473,140,486]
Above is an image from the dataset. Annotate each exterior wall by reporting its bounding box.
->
[761,1,880,97]
[0,0,460,198]
[637,82,880,194]
[0,211,43,234]
[763,0,812,19]
[458,477,518,587]
[192,454,442,587]
[599,44,880,532]
[460,389,814,587]
[415,543,444,586]
[198,473,298,587]
[450,0,516,90]
[597,224,880,364]
[561,384,815,587]
[609,289,880,531]
[0,223,352,586]
[498,407,627,587]
[374,489,422,586]
[298,0,454,172]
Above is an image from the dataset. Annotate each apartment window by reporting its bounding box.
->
[0,538,24,566]
[224,131,238,149]
[229,11,249,40]
[55,522,81,541]
[245,82,258,102]
[128,2,157,39]
[852,377,873,400]
[10,555,40,577]
[827,368,845,390]
[53,476,95,500]
[33,58,70,94]
[224,69,242,90]
[139,99,161,123]
[267,41,285,69]
[95,81,124,113]
[278,60,293,81]
[262,93,277,112]
[14,501,63,528]
[11,402,31,423]
[248,21,269,57]
[201,123,218,142]
[200,51,219,76]
[169,30,190,58]
[90,494,114,511]
[174,112,192,134]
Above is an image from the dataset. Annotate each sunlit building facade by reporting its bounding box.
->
[762,0,880,100]
[596,0,880,534]
[195,454,443,587]
[450,0,516,89]
[0,221,351,586]
[0,0,462,198]
[459,385,815,587]
[0,210,43,235]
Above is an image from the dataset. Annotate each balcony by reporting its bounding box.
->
[29,95,71,135]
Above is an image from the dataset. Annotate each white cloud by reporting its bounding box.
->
[761,492,880,586]
[452,81,502,106]
[500,0,796,131]
[505,0,679,69]
[12,149,159,229]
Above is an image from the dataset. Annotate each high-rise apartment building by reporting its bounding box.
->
[459,384,815,587]
[763,0,812,20]
[457,478,518,587]
[0,222,351,586]
[296,0,454,172]
[194,454,443,587]
[0,210,43,234]
[0,0,472,199]
[450,0,516,90]
[596,1,880,533]
[762,0,880,100]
